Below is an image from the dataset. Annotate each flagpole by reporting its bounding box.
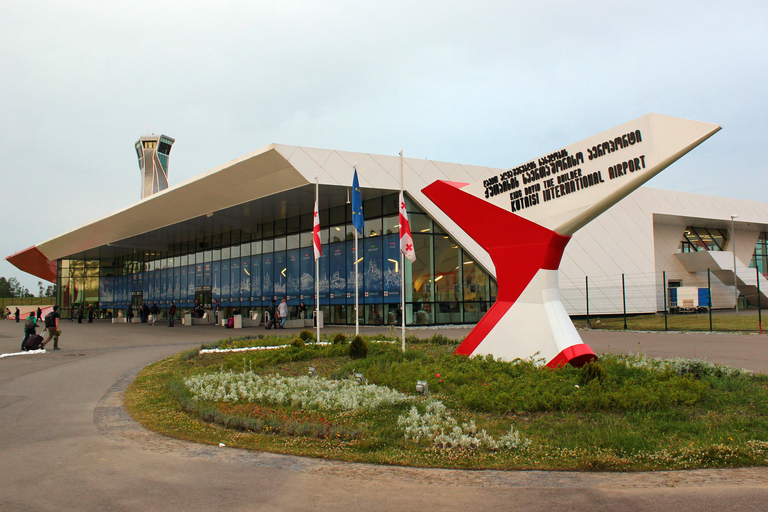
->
[400,150,405,352]
[315,175,320,344]
[355,227,359,336]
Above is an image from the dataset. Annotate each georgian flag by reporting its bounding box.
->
[313,200,321,260]
[399,191,416,263]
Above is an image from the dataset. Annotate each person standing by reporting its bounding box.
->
[278,298,288,329]
[36,307,42,322]
[21,311,37,351]
[127,306,134,323]
[15,308,20,323]
[149,303,159,325]
[265,300,277,329]
[87,304,95,323]
[77,304,84,324]
[41,305,61,350]
[69,304,75,322]
[168,302,176,327]
[297,301,307,319]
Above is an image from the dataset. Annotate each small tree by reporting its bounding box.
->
[349,335,368,359]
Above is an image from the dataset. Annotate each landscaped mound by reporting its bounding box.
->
[125,333,768,471]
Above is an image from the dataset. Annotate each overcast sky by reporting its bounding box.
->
[2,0,767,292]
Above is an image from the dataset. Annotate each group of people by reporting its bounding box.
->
[67,304,96,324]
[126,302,176,327]
[20,305,61,351]
[265,299,307,329]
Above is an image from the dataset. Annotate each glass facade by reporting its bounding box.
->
[56,192,497,325]
[751,232,768,277]
[679,226,728,253]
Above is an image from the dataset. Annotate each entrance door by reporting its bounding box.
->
[195,288,211,307]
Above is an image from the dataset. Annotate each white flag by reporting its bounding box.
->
[399,191,416,263]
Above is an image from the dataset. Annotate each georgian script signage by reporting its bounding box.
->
[462,114,720,236]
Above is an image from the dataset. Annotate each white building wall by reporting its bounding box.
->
[559,187,768,315]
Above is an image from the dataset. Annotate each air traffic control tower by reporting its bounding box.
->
[135,134,174,199]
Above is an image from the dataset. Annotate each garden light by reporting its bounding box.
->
[308,366,317,378]
[354,372,366,384]
[415,380,429,395]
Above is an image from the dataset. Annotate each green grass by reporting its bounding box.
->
[125,333,768,471]
[574,312,767,332]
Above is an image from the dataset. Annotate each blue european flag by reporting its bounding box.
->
[352,169,364,235]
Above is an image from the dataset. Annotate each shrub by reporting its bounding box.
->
[299,329,315,342]
[350,335,368,359]
[290,338,305,348]
[333,332,348,345]
[580,361,607,386]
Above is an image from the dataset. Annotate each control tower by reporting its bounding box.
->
[135,134,174,199]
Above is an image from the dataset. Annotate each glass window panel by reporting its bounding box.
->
[382,215,399,236]
[263,239,274,253]
[274,237,286,252]
[433,236,461,302]
[364,218,382,238]
[410,214,432,234]
[462,252,489,302]
[330,225,345,243]
[287,234,300,250]
[287,216,301,234]
[251,240,262,255]
[363,197,382,219]
[240,242,251,256]
[300,232,313,247]
[274,219,287,237]
[382,193,399,215]
[409,234,434,303]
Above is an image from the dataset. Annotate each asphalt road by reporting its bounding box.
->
[2,319,768,511]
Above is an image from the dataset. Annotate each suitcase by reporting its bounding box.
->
[25,334,44,351]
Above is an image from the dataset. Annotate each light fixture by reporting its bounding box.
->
[420,228,430,233]
[434,275,444,282]
[416,380,429,395]
[308,366,318,378]
[354,372,366,384]
[463,261,474,265]
[281,268,286,276]
[355,257,363,264]
[206,213,214,218]
[388,258,399,272]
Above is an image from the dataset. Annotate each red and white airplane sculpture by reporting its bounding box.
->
[422,113,720,367]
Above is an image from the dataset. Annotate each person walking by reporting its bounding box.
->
[41,305,61,350]
[87,304,95,323]
[21,311,37,351]
[36,307,42,322]
[278,298,288,329]
[168,302,176,327]
[15,308,20,323]
[77,304,84,324]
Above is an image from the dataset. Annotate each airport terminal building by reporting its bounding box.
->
[8,141,768,324]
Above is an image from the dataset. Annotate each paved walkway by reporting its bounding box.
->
[2,319,768,511]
